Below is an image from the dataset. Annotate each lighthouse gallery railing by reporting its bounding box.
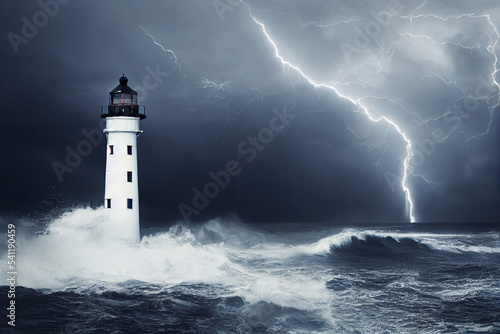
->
[101,105,146,119]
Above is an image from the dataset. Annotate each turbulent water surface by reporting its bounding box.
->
[1,208,499,333]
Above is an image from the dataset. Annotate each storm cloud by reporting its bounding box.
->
[1,0,498,226]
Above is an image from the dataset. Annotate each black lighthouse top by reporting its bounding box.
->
[101,75,146,119]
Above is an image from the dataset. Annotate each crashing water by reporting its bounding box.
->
[1,208,499,333]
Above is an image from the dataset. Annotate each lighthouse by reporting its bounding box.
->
[101,75,146,243]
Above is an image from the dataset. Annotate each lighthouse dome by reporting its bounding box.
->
[119,75,128,86]
[110,75,137,98]
[101,75,146,119]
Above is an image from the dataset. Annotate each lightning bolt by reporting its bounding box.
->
[141,2,499,223]
[241,7,418,221]
[139,26,180,72]
[233,0,500,223]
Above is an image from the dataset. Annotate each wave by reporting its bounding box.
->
[330,234,430,257]
[2,207,498,317]
[0,208,332,313]
[1,208,247,290]
[302,229,500,257]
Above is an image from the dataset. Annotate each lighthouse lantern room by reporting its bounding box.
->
[101,75,146,243]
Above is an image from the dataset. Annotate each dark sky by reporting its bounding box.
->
[1,0,499,226]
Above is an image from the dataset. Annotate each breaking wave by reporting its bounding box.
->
[3,208,498,294]
[0,207,332,314]
[302,229,500,257]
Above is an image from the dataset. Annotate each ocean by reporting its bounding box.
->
[1,208,499,333]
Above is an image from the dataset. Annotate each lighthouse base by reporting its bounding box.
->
[102,211,141,244]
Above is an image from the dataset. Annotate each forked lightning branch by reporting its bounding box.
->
[6,224,16,327]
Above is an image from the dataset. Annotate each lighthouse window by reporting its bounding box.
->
[127,171,132,182]
[106,198,111,209]
[127,198,133,209]
[112,95,122,104]
[113,93,131,105]
[127,145,132,155]
[109,145,114,155]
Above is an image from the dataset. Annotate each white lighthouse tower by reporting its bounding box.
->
[102,75,146,243]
